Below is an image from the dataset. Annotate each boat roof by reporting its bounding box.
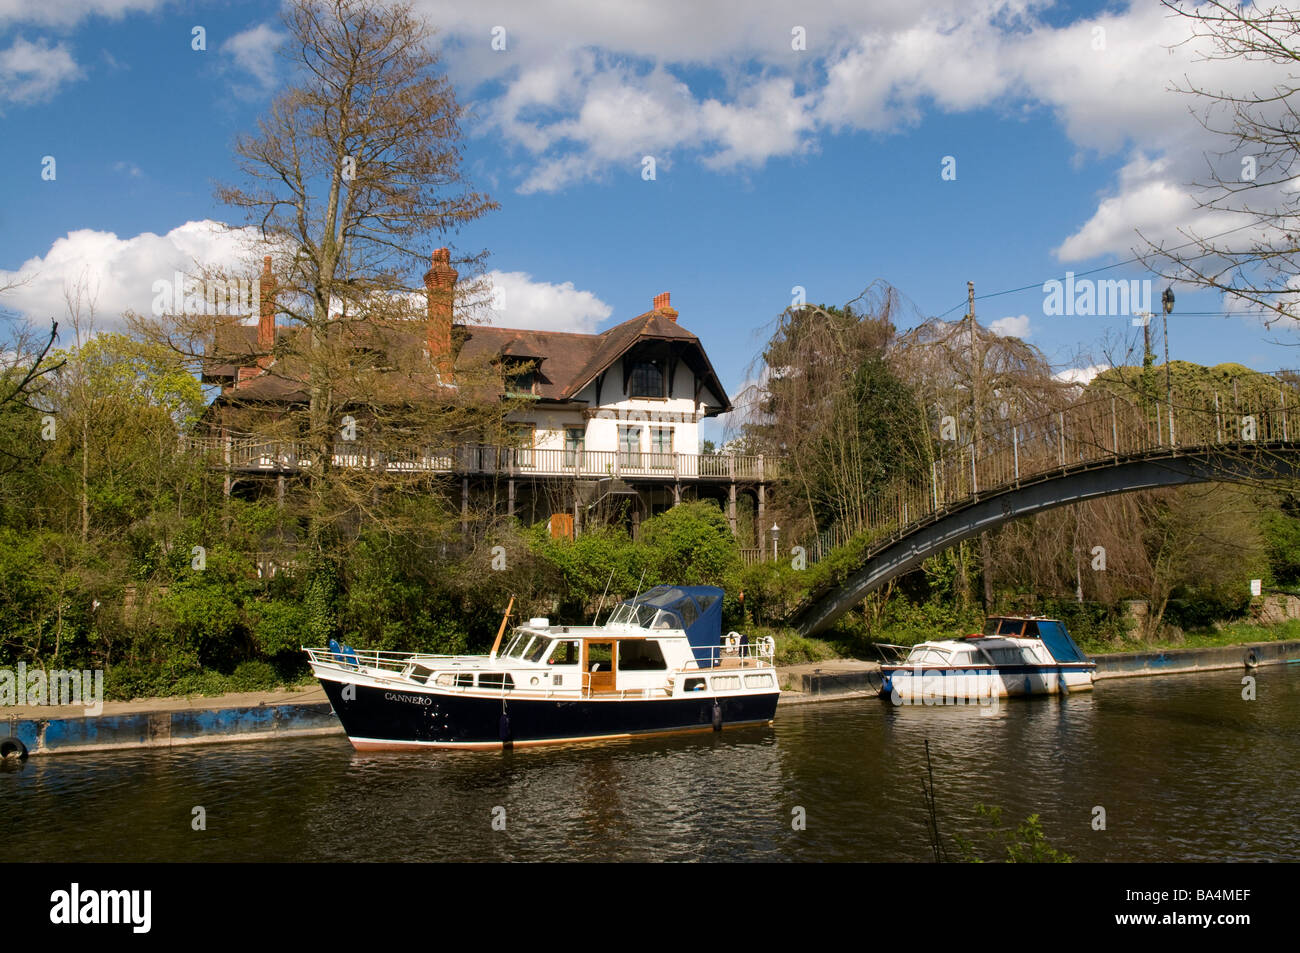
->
[618,586,725,668]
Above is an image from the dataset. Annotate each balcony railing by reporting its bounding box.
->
[181,437,775,482]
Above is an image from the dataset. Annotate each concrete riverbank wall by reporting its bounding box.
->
[4,700,342,758]
[1091,639,1300,679]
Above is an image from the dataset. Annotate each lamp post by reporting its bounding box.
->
[771,523,780,563]
[1162,286,1175,446]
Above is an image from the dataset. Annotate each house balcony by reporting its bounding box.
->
[181,436,776,483]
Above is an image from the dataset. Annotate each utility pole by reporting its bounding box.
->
[969,280,993,612]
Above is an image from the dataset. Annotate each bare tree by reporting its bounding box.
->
[131,0,508,557]
[0,274,64,476]
[1147,2,1300,329]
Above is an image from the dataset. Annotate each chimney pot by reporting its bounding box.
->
[257,257,276,354]
[653,291,678,322]
[425,248,458,382]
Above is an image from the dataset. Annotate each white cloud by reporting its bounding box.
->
[483,270,612,332]
[1053,364,1107,387]
[0,36,81,107]
[0,0,163,28]
[220,23,283,94]
[990,314,1030,338]
[0,221,265,331]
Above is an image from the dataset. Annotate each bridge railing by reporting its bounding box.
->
[833,383,1300,553]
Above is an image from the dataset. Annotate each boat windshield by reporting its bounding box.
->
[523,638,552,663]
[503,630,548,660]
[607,604,682,630]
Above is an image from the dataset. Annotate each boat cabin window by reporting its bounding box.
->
[984,647,1030,665]
[1022,620,1040,637]
[618,640,667,671]
[547,640,580,665]
[478,673,515,690]
[587,642,613,672]
[684,677,706,692]
[745,674,774,689]
[455,673,474,687]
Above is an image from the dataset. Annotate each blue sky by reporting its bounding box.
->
[3,0,1298,443]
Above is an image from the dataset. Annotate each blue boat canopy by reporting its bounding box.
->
[618,585,725,668]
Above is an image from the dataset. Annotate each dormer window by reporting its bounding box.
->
[503,358,538,396]
[628,360,666,398]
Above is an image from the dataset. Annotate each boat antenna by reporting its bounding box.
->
[630,568,647,607]
[593,569,615,626]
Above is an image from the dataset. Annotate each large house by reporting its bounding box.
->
[198,250,773,543]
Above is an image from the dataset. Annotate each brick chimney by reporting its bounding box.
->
[257,255,276,356]
[653,291,678,322]
[424,247,458,381]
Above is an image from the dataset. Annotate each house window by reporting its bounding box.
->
[506,425,535,467]
[504,360,537,396]
[619,426,642,466]
[628,361,665,398]
[564,427,585,467]
[650,427,672,469]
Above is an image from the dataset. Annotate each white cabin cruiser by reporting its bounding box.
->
[306,586,780,750]
[881,615,1096,704]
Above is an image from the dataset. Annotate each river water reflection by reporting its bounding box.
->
[4,666,1297,861]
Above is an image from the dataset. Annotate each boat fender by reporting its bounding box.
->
[1244,649,1259,669]
[499,711,512,742]
[711,700,723,731]
[0,737,29,761]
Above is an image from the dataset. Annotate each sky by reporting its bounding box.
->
[3,0,1300,444]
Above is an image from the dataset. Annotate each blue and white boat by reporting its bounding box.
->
[881,615,1095,703]
[306,586,779,750]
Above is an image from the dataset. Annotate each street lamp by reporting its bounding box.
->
[1162,287,1175,445]
[771,523,780,562]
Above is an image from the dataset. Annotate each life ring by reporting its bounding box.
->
[0,737,29,761]
[1244,649,1260,669]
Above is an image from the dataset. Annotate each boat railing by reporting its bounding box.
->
[679,637,777,671]
[304,646,482,674]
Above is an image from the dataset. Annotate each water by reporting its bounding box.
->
[4,667,1297,861]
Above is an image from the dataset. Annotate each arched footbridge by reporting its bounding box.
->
[793,383,1300,637]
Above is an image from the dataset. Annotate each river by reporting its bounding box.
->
[3,666,1297,862]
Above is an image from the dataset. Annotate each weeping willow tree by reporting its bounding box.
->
[744,281,931,538]
[889,313,1067,607]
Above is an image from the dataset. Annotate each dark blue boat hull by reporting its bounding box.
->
[319,679,780,749]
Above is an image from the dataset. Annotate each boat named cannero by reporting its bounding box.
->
[306,586,780,750]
